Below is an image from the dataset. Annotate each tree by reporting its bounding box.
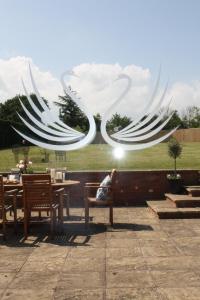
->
[94,113,101,131]
[163,110,184,129]
[181,106,200,128]
[0,94,49,148]
[0,94,47,124]
[56,90,89,132]
[168,137,182,176]
[106,113,132,132]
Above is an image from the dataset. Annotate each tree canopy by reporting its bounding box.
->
[106,113,132,132]
[0,94,47,124]
[168,137,182,174]
[55,91,89,132]
[0,93,199,138]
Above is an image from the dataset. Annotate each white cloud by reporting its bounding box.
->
[0,56,199,120]
[69,63,151,117]
[0,56,61,103]
[168,81,200,112]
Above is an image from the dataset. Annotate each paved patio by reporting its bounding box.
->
[1,206,200,299]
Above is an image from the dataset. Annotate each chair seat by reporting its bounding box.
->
[88,197,113,205]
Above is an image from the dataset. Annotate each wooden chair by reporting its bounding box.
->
[22,174,64,239]
[0,175,18,239]
[47,168,70,217]
[84,169,117,228]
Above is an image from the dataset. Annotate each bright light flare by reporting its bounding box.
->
[113,147,125,159]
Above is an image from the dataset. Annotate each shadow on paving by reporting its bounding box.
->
[111,223,153,231]
[0,220,154,250]
[0,222,107,248]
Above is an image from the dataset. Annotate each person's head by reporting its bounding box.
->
[110,169,117,180]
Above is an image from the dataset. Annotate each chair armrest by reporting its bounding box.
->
[84,184,101,198]
[53,188,65,201]
[53,188,64,197]
[85,182,101,186]
[4,189,18,196]
[17,190,23,197]
[84,185,101,189]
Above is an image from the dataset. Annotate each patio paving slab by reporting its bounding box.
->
[53,288,104,300]
[9,272,59,290]
[141,245,181,257]
[106,238,140,248]
[21,257,65,272]
[106,230,138,239]
[29,244,69,259]
[63,257,105,273]
[56,272,105,289]
[0,260,24,273]
[106,270,155,288]
[157,287,200,300]
[107,256,147,271]
[1,206,200,299]
[163,227,197,238]
[106,247,142,258]
[0,274,16,290]
[1,289,54,300]
[145,256,200,270]
[138,238,175,247]
[106,288,162,300]
[68,247,105,258]
[136,230,168,239]
[150,270,200,288]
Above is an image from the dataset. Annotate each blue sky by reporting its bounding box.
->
[0,0,200,82]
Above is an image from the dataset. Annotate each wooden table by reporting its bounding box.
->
[52,180,80,189]
[4,180,80,216]
[52,180,80,216]
[4,179,80,189]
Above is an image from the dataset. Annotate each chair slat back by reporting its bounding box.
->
[0,175,4,207]
[22,174,52,208]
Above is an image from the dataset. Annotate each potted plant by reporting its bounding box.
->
[16,159,33,174]
[167,137,182,194]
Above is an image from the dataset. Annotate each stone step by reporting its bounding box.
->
[147,200,200,219]
[185,186,200,197]
[165,193,200,207]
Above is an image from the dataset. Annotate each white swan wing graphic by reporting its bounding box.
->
[13,67,96,150]
[100,73,177,151]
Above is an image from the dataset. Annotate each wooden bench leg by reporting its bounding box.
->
[24,209,28,240]
[85,200,89,228]
[2,209,6,240]
[109,205,113,226]
[59,199,64,233]
[13,208,17,233]
[50,209,54,239]
[64,193,70,217]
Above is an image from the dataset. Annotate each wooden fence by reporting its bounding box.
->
[92,128,200,144]
[172,128,200,142]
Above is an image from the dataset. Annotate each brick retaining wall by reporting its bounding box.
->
[67,170,200,207]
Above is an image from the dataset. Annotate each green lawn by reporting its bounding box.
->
[0,142,199,172]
